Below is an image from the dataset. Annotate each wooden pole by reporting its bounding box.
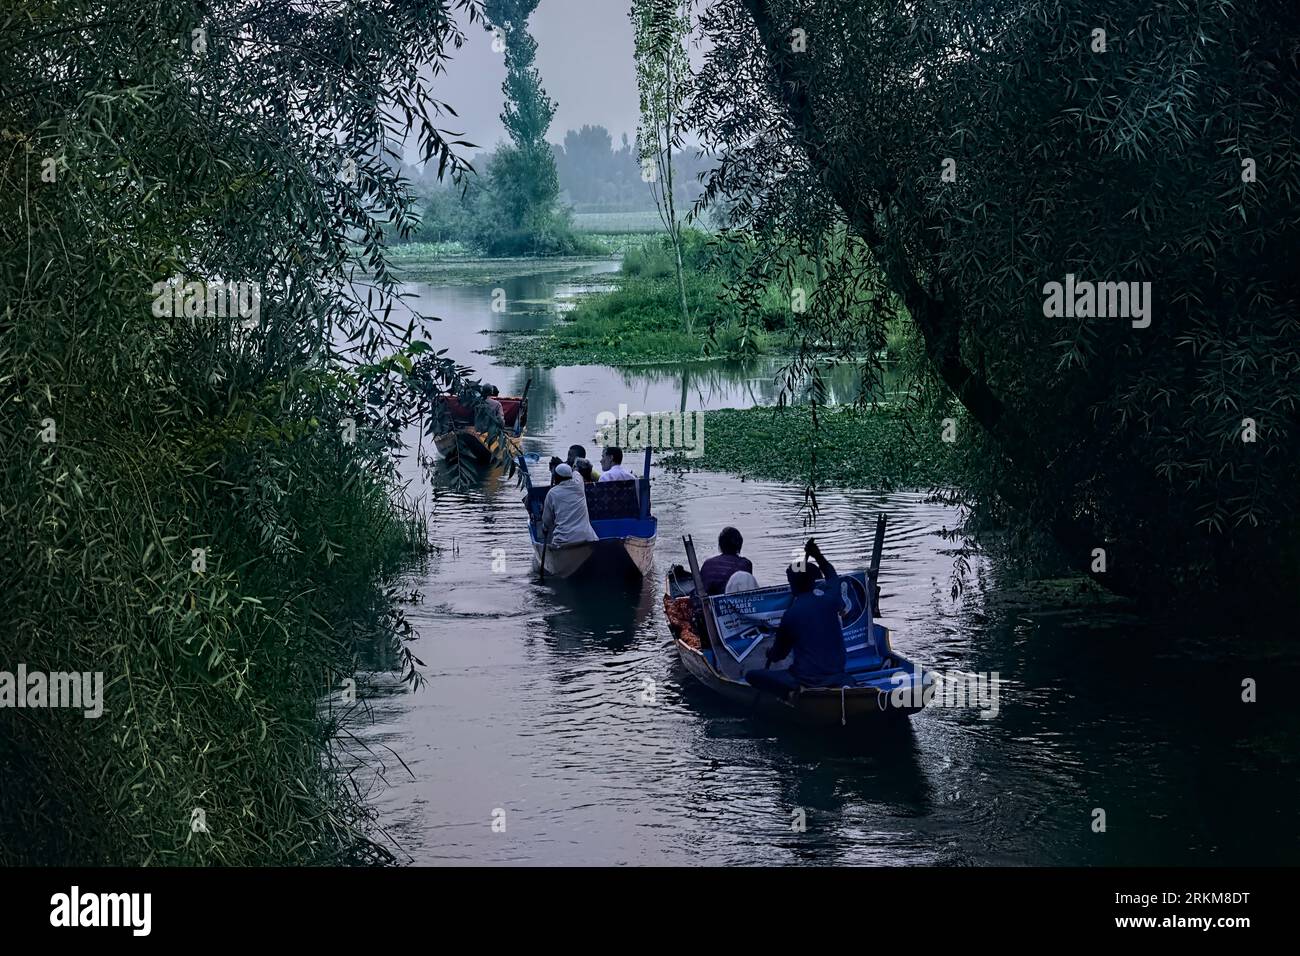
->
[516,377,532,436]
[868,513,887,610]
[640,445,653,519]
[684,534,723,656]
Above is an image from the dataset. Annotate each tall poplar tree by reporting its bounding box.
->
[482,0,562,252]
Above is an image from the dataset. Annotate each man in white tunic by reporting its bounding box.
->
[541,464,599,547]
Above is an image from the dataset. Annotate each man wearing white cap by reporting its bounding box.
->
[541,463,599,547]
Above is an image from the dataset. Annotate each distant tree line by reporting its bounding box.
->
[398,123,714,251]
[553,124,711,213]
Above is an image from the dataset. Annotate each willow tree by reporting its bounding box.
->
[632,0,694,333]
[0,0,483,864]
[690,0,1300,614]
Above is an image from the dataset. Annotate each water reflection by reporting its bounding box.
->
[348,260,1300,867]
[403,260,891,441]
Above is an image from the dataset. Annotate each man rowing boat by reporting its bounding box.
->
[744,538,848,694]
[475,383,505,429]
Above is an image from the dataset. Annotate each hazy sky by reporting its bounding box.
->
[429,1,641,157]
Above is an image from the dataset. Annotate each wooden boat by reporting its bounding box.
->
[662,518,933,727]
[434,426,522,466]
[433,387,528,467]
[522,447,657,581]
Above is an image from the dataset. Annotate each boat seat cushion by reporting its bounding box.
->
[526,481,641,522]
[585,480,640,520]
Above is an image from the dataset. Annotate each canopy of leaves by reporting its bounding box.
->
[689,0,1300,613]
[0,0,485,863]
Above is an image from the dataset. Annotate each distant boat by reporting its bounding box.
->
[433,386,528,467]
[663,519,933,726]
[521,447,657,581]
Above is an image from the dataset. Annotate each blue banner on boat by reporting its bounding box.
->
[708,572,874,663]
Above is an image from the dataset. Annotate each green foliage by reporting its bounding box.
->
[482,277,754,366]
[411,184,480,245]
[692,0,1300,612]
[481,232,789,365]
[470,146,598,256]
[621,229,714,278]
[407,151,604,257]
[471,1,587,256]
[0,0,483,863]
[632,0,695,331]
[485,0,554,151]
[663,405,956,490]
[388,239,476,260]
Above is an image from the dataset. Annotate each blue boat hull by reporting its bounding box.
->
[674,636,931,726]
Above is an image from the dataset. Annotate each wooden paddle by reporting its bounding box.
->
[868,513,887,610]
[683,535,723,657]
[540,528,550,582]
[515,377,532,436]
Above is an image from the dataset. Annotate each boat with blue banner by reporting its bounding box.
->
[662,516,933,726]
[520,446,657,581]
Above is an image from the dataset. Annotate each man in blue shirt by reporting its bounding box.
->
[746,538,848,694]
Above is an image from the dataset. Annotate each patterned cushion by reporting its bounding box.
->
[585,480,640,520]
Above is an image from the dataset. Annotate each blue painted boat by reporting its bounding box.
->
[521,447,657,580]
[663,520,933,726]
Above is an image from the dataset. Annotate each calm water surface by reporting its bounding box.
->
[350,260,1298,866]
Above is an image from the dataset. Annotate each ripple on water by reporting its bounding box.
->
[341,267,1299,866]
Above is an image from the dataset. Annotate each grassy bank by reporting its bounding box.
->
[663,405,959,490]
[385,233,656,283]
[480,232,791,366]
[481,272,780,366]
[571,210,665,234]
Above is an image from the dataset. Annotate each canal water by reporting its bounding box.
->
[351,260,1298,866]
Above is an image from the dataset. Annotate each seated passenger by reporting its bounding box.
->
[724,570,760,594]
[476,383,505,429]
[700,526,754,596]
[745,538,848,694]
[566,444,587,468]
[574,458,597,483]
[598,446,636,482]
[541,464,598,547]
